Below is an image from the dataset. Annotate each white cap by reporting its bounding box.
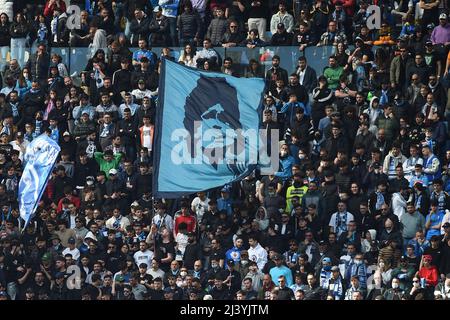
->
[109,168,118,175]
[439,13,447,19]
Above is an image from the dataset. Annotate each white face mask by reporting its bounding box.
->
[180,271,187,277]
[392,283,399,289]
[298,154,306,160]
[280,151,287,157]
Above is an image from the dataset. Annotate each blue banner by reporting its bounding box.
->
[153,59,266,198]
[19,134,61,229]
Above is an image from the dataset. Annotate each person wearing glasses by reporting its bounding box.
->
[221,21,245,48]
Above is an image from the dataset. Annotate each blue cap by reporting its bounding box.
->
[323,257,331,263]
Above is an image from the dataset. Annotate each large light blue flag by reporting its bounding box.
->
[19,134,61,229]
[153,59,266,198]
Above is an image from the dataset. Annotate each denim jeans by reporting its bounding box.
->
[10,37,27,68]
[167,16,178,47]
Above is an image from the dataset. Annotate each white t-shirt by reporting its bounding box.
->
[62,247,80,261]
[191,197,210,222]
[133,249,154,267]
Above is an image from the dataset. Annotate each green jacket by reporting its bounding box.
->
[323,66,343,90]
[375,115,399,143]
[94,152,122,178]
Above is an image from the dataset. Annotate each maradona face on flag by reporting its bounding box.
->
[19,134,61,229]
[153,59,278,197]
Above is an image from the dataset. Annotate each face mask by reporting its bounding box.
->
[323,265,331,271]
[211,263,218,269]
[268,191,275,197]
[354,259,362,265]
[241,260,249,265]
[299,154,306,160]
[280,151,287,157]
[180,271,187,277]
[415,172,421,176]
[392,283,399,289]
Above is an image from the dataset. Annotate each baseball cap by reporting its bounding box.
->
[439,13,447,19]
[63,131,70,137]
[331,266,340,272]
[0,291,7,297]
[68,237,76,244]
[423,254,432,261]
[109,168,118,175]
[430,235,440,242]
[323,257,331,264]
[277,23,285,29]
[425,40,433,46]
[81,110,89,116]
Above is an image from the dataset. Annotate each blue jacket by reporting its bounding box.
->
[274,155,295,181]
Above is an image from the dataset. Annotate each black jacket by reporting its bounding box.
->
[0,21,11,46]
[112,69,132,93]
[10,21,29,38]
[17,90,46,128]
[129,17,151,47]
[296,66,317,94]
[26,52,50,81]
[149,16,170,47]
[177,11,202,40]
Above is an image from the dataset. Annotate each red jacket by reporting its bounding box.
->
[44,0,67,18]
[332,0,355,16]
[174,215,196,235]
[418,265,439,287]
[57,195,81,212]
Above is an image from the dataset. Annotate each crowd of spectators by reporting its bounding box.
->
[0,0,449,301]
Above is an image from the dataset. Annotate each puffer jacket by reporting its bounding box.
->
[177,11,202,39]
[206,17,228,46]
